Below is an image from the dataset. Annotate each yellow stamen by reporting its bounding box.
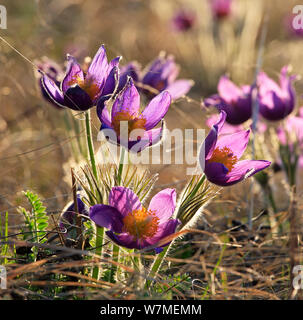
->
[68,75,100,101]
[208,146,238,172]
[112,110,146,136]
[122,208,159,240]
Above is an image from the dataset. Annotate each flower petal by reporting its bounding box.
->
[111,79,141,121]
[141,91,171,130]
[106,231,141,249]
[147,189,176,223]
[101,65,119,97]
[63,85,93,111]
[143,219,181,250]
[98,105,112,128]
[165,79,194,100]
[87,45,109,88]
[108,186,142,217]
[118,62,141,91]
[215,129,250,159]
[62,55,84,93]
[127,123,164,153]
[204,161,229,186]
[200,111,226,166]
[218,76,242,104]
[225,160,271,185]
[41,74,65,107]
[89,204,123,233]
[106,219,180,251]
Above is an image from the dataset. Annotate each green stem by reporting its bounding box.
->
[145,245,170,289]
[84,110,103,280]
[117,147,126,185]
[85,110,98,180]
[109,148,126,281]
[92,226,104,280]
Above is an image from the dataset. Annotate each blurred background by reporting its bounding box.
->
[1,0,303,225]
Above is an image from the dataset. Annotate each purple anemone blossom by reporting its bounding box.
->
[98,78,171,153]
[119,53,193,100]
[60,196,88,237]
[210,0,232,19]
[277,115,303,169]
[117,61,140,92]
[41,45,121,111]
[204,76,253,125]
[257,66,296,121]
[35,57,65,109]
[199,111,271,186]
[89,187,180,252]
[171,9,196,32]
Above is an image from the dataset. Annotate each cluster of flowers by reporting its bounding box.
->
[38,44,272,253]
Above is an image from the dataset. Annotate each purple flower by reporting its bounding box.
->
[257,66,296,121]
[89,186,180,252]
[60,196,88,236]
[98,79,171,152]
[141,53,193,100]
[41,45,121,111]
[277,116,303,149]
[210,0,232,19]
[120,54,193,101]
[118,61,141,91]
[204,76,253,125]
[35,57,65,109]
[171,9,196,32]
[199,111,271,186]
[277,116,303,182]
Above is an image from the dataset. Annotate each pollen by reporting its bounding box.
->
[112,110,146,137]
[122,208,159,240]
[68,75,100,101]
[208,146,238,172]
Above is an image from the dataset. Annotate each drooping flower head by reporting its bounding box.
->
[204,76,253,125]
[41,45,121,111]
[257,66,296,121]
[98,78,171,152]
[210,0,232,19]
[35,57,65,109]
[89,187,180,252]
[199,111,271,186]
[171,9,196,32]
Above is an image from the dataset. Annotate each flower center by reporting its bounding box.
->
[208,146,238,172]
[122,208,159,240]
[68,75,100,101]
[112,111,146,137]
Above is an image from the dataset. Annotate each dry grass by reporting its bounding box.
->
[1,0,303,300]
